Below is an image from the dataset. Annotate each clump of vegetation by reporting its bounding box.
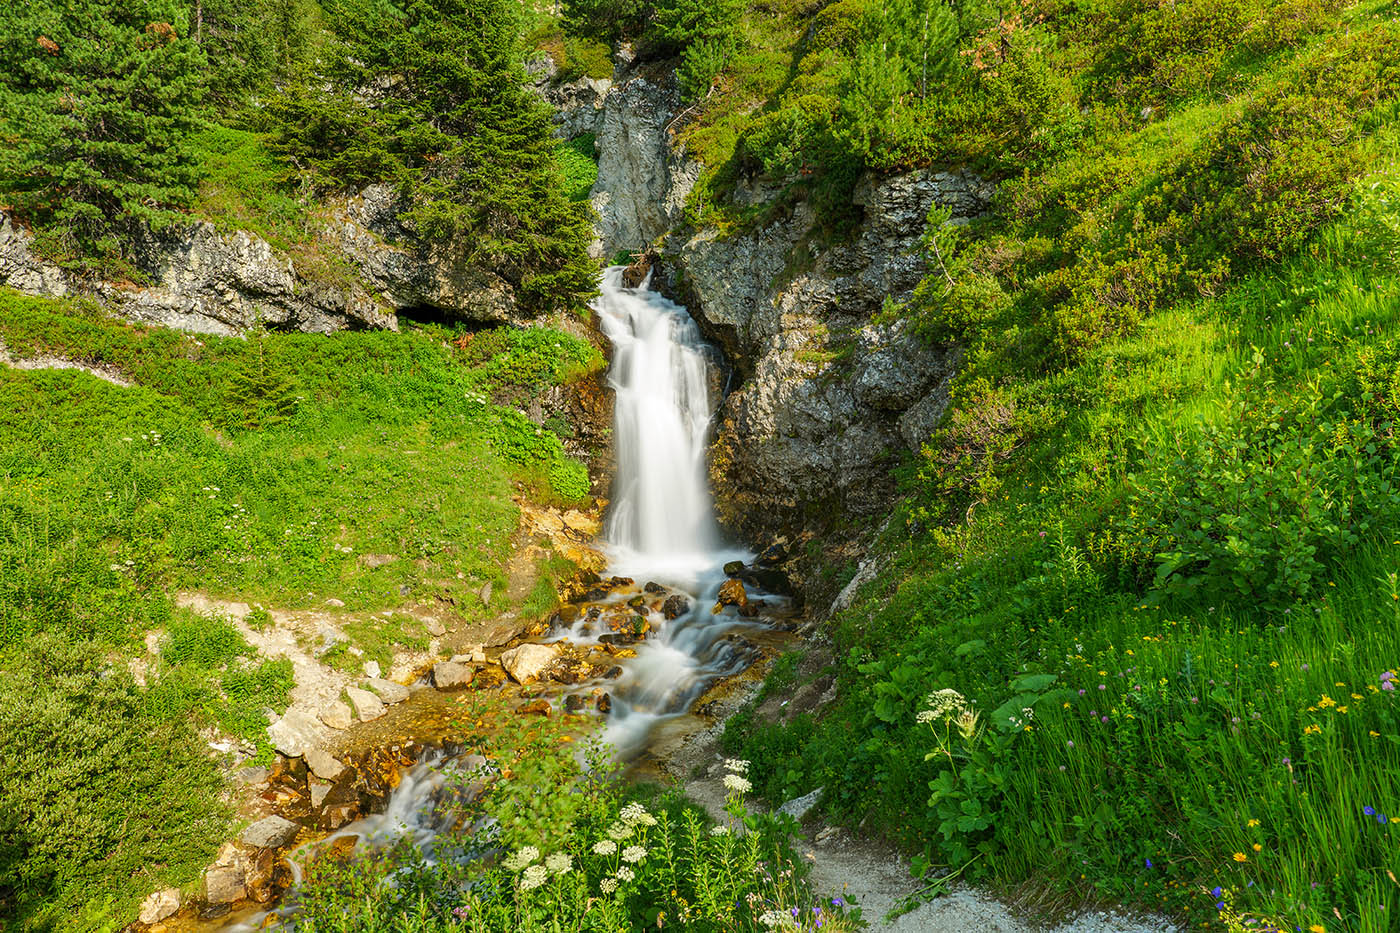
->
[283,712,861,931]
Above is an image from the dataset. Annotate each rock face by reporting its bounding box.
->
[589,67,700,259]
[529,57,613,139]
[0,212,394,336]
[659,168,990,541]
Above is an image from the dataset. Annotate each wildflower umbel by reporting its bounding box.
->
[503,846,539,871]
[621,845,647,864]
[592,839,618,855]
[620,801,658,826]
[723,773,753,794]
[917,688,968,723]
[545,852,573,875]
[520,864,549,890]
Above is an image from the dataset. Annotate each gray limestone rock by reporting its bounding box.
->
[346,686,386,722]
[240,815,300,849]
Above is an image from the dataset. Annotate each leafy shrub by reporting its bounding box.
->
[1121,384,1400,606]
[547,457,591,502]
[0,634,229,928]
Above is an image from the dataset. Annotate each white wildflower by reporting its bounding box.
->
[606,821,634,841]
[621,845,647,864]
[758,909,796,929]
[502,845,539,871]
[616,866,635,882]
[917,688,967,723]
[520,864,548,890]
[545,852,572,876]
[710,824,729,836]
[722,773,752,794]
[600,878,618,894]
[620,802,656,826]
[592,839,618,855]
[723,758,750,775]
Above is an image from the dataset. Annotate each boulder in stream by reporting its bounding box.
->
[432,661,475,689]
[366,676,409,704]
[499,643,561,684]
[240,815,300,849]
[346,686,386,722]
[139,888,181,925]
[662,594,690,619]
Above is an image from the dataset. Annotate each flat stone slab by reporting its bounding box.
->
[303,747,347,782]
[366,676,409,704]
[240,815,300,849]
[346,686,386,722]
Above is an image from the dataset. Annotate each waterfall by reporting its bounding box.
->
[596,266,719,565]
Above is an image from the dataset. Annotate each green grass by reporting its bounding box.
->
[715,2,1400,928]
[0,290,602,929]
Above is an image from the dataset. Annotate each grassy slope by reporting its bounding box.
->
[0,290,601,928]
[715,3,1400,933]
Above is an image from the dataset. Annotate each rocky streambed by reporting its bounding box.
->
[129,540,804,931]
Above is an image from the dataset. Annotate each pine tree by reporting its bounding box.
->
[266,0,597,315]
[0,0,208,259]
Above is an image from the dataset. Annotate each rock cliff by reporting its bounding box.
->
[656,169,992,542]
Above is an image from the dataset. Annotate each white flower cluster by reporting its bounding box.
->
[722,758,752,795]
[616,866,635,882]
[520,864,548,890]
[600,877,618,894]
[758,909,798,929]
[619,802,657,827]
[502,845,539,872]
[916,688,968,723]
[621,845,647,864]
[710,824,729,836]
[545,852,572,875]
[592,839,618,855]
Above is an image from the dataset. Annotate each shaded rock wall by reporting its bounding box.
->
[657,169,992,542]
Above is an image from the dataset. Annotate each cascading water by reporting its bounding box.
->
[219,269,778,930]
[568,267,774,757]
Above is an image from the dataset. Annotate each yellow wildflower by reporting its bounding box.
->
[1338,706,1349,714]
[1310,926,1326,933]
[1233,852,1248,862]
[1247,819,1260,827]
[1370,731,1380,738]
[1252,843,1262,852]
[1269,661,1279,668]
[1318,695,1337,709]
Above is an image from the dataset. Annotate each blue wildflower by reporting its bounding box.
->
[1365,805,1376,816]
[832,897,846,908]
[1212,887,1223,897]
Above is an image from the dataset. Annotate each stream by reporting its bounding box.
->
[221,267,784,928]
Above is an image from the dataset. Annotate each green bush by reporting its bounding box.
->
[547,457,591,502]
[1122,384,1400,606]
[0,634,229,929]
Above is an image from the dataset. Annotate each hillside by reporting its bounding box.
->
[2,0,1399,931]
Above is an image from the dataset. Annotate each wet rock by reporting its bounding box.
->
[604,665,624,679]
[366,677,410,704]
[556,604,580,624]
[643,581,665,593]
[551,658,594,685]
[303,748,347,783]
[346,686,386,722]
[319,701,354,731]
[517,699,552,716]
[499,643,561,684]
[472,667,507,689]
[599,632,641,647]
[757,539,788,565]
[723,560,745,576]
[139,888,181,924]
[626,594,646,609]
[564,693,587,713]
[596,692,613,714]
[235,765,269,785]
[661,594,690,619]
[713,578,750,614]
[432,661,475,689]
[241,815,300,849]
[740,566,793,596]
[205,866,245,905]
[309,779,332,810]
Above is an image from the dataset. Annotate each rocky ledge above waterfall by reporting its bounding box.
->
[0,181,546,336]
[655,168,993,545]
